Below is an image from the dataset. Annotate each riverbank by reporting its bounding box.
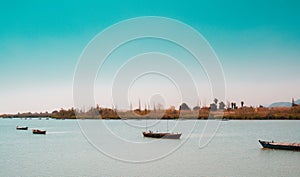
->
[1,105,300,120]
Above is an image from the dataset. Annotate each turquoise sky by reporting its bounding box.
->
[1,0,300,113]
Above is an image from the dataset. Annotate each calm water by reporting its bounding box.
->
[1,118,300,177]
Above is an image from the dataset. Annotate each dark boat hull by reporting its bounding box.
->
[259,140,300,151]
[143,132,181,139]
[32,129,46,134]
[16,126,28,130]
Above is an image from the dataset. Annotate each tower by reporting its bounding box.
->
[138,99,141,111]
[130,102,132,112]
[292,98,298,107]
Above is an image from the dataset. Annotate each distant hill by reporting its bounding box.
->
[269,99,300,108]
[269,102,291,107]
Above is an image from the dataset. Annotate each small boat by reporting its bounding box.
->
[16,126,28,130]
[143,131,181,139]
[259,140,300,151]
[32,129,46,134]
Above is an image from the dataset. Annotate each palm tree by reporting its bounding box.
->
[214,98,218,104]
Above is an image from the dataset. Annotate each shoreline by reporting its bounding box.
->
[1,116,300,120]
[1,105,300,120]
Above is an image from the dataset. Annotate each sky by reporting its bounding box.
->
[0,0,300,113]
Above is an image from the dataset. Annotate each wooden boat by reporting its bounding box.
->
[16,126,28,130]
[32,129,46,134]
[143,131,181,139]
[259,140,300,151]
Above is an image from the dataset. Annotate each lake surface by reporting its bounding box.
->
[1,118,300,177]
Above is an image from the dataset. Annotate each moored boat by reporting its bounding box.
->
[143,131,181,139]
[259,140,300,151]
[32,129,46,134]
[16,126,28,130]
